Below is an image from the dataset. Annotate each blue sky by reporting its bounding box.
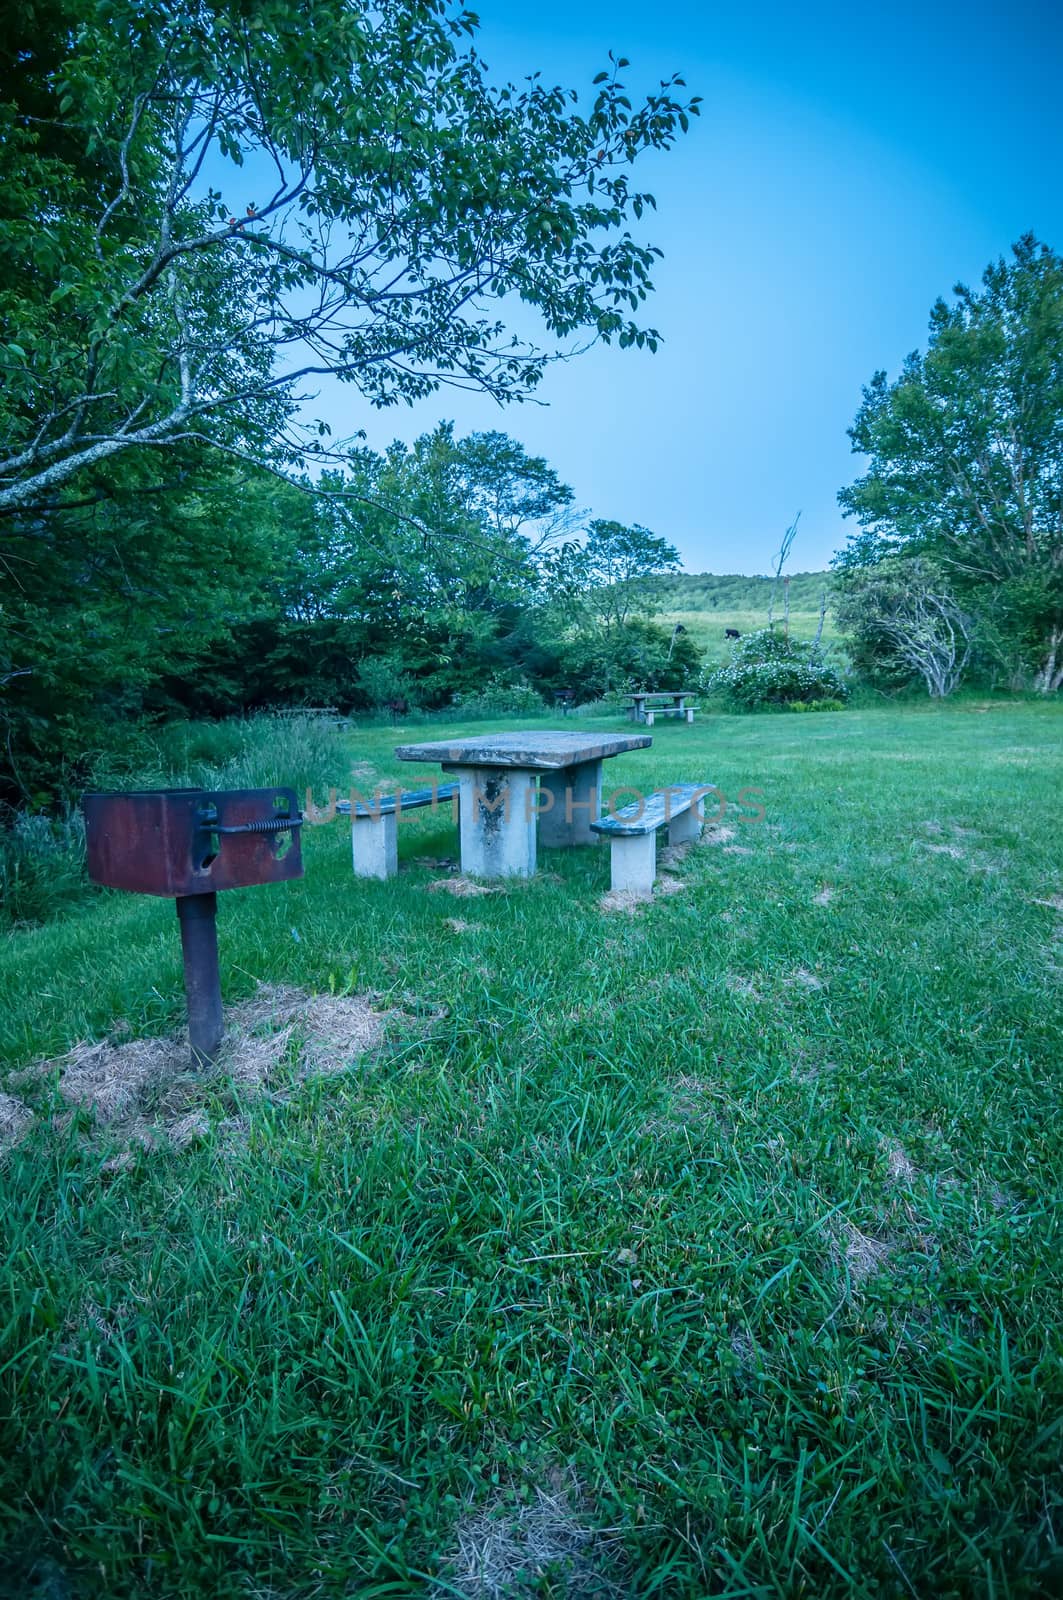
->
[319,0,1063,574]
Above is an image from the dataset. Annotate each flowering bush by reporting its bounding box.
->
[711,629,848,709]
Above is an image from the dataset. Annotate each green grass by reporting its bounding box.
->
[653,572,842,666]
[1,703,1061,1597]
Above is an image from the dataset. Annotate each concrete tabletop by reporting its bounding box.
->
[394,730,652,770]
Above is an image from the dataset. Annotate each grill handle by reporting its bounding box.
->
[198,807,303,836]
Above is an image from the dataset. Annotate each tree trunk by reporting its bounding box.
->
[1033,627,1063,693]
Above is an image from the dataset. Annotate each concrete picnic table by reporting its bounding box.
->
[622,690,698,726]
[394,730,651,879]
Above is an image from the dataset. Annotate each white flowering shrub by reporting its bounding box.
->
[711,629,848,709]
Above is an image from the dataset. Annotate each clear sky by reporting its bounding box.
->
[320,0,1063,575]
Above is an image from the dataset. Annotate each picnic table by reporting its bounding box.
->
[622,690,698,726]
[394,729,651,879]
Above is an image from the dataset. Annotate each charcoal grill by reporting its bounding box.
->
[82,787,303,1065]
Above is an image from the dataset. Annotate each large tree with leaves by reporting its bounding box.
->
[837,235,1063,692]
[0,0,698,514]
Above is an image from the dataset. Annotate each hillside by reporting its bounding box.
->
[655,570,840,664]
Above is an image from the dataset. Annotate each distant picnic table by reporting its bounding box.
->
[622,691,698,727]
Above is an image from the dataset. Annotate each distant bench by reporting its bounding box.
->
[337,785,458,879]
[622,692,698,727]
[591,783,709,898]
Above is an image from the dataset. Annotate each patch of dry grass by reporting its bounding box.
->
[833,1219,893,1289]
[884,1143,918,1184]
[13,985,388,1164]
[702,823,737,846]
[597,888,647,915]
[0,1092,34,1153]
[786,966,825,991]
[439,1472,622,1599]
[428,877,502,898]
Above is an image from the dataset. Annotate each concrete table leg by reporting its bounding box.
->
[352,811,398,879]
[610,833,656,897]
[538,759,603,847]
[454,766,537,878]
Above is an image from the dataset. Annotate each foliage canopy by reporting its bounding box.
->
[837,235,1063,691]
[0,0,698,513]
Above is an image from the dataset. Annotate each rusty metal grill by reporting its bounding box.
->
[83,787,303,1065]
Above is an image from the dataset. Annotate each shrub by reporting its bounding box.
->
[151,713,351,795]
[355,654,419,713]
[0,810,90,930]
[451,676,546,716]
[711,629,848,709]
[557,620,703,700]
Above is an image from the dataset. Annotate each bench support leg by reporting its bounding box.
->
[644,710,655,727]
[538,759,602,847]
[667,799,703,847]
[453,766,537,879]
[610,833,657,898]
[685,707,695,724]
[352,812,398,880]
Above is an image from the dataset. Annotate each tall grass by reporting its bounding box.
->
[0,714,354,931]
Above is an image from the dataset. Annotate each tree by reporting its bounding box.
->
[838,235,1063,691]
[553,517,681,630]
[0,0,699,516]
[450,431,577,549]
[558,617,702,698]
[834,560,973,698]
[0,451,281,804]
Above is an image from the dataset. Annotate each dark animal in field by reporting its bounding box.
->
[725,628,741,639]
[386,697,409,717]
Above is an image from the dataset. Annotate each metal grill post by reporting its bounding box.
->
[176,893,223,1067]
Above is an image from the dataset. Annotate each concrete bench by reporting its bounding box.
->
[590,783,710,898]
[337,785,458,879]
[643,703,698,727]
[621,693,698,726]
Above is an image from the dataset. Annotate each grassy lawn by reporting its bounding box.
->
[654,572,842,665]
[1,702,1061,1597]
[656,607,843,667]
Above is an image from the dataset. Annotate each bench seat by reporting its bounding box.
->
[339,784,458,879]
[643,704,698,726]
[337,784,457,819]
[591,782,710,896]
